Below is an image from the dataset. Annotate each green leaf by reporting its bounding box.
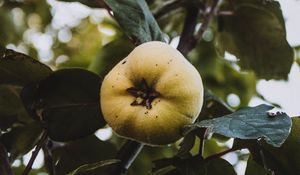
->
[53,135,117,175]
[21,68,105,141]
[0,122,43,160]
[0,85,32,130]
[131,144,178,175]
[245,155,271,175]
[67,159,120,175]
[0,48,52,86]
[177,133,196,158]
[104,0,164,43]
[216,2,294,80]
[198,89,233,121]
[88,37,134,78]
[185,104,292,147]
[174,157,236,175]
[153,157,236,175]
[203,158,236,175]
[153,158,177,175]
[257,117,300,174]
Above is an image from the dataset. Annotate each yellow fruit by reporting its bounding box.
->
[100,41,203,145]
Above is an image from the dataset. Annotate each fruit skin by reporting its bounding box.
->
[100,41,203,146]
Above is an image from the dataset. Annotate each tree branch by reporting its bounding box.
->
[22,131,48,175]
[0,143,13,175]
[177,5,200,56]
[205,147,241,162]
[195,0,221,41]
[109,140,144,175]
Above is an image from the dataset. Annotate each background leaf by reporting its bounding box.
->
[245,155,271,175]
[88,37,134,78]
[104,0,165,43]
[53,135,117,175]
[67,159,120,175]
[256,117,300,174]
[216,1,294,79]
[0,85,33,130]
[186,104,292,147]
[0,48,52,86]
[21,68,105,141]
[0,122,43,161]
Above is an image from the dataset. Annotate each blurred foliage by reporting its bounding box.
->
[188,41,256,107]
[0,0,298,175]
[216,0,294,80]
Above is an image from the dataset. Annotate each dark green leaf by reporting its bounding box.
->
[53,135,117,175]
[177,133,196,158]
[204,158,236,175]
[0,85,32,130]
[216,2,294,79]
[68,159,120,175]
[198,89,233,121]
[131,144,177,175]
[173,157,205,175]
[153,156,236,175]
[104,0,164,43]
[0,48,52,86]
[88,37,134,78]
[174,157,236,175]
[153,158,175,174]
[256,117,300,175]
[21,68,105,141]
[245,155,271,175]
[0,122,43,160]
[186,104,292,147]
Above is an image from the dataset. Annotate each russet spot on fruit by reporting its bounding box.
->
[100,41,204,146]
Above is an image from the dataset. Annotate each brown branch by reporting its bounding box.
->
[0,143,13,175]
[205,147,240,162]
[177,5,200,55]
[22,131,48,175]
[177,0,221,56]
[195,0,221,41]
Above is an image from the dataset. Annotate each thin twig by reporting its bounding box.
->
[257,140,275,174]
[195,0,221,41]
[42,139,56,175]
[0,143,13,175]
[177,5,200,55]
[198,129,208,158]
[109,140,144,175]
[22,131,48,175]
[154,0,183,19]
[205,147,238,161]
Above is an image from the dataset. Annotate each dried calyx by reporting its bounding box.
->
[126,78,160,109]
